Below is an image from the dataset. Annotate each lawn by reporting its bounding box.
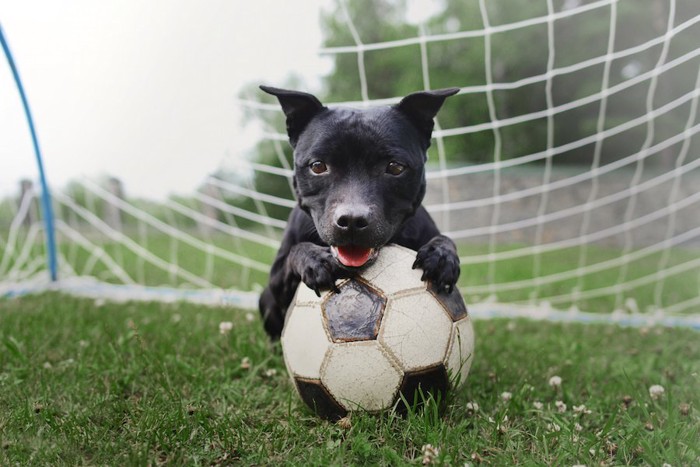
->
[1,293,698,465]
[4,226,699,313]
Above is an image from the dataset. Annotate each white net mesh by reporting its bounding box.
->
[2,0,699,326]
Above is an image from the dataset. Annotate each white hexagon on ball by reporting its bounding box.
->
[360,245,425,296]
[379,291,453,372]
[445,317,475,387]
[293,280,329,307]
[321,341,402,411]
[281,303,331,379]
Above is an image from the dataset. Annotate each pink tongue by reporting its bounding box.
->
[336,245,372,267]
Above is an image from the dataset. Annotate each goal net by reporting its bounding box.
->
[2,0,699,327]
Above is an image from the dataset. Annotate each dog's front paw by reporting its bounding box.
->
[413,235,461,293]
[288,243,345,297]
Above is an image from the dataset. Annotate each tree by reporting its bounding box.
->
[236,0,700,203]
[318,0,700,165]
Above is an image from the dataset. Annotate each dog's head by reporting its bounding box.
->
[261,85,458,268]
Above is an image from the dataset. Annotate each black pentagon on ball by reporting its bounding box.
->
[294,377,347,421]
[394,364,449,415]
[322,279,387,342]
[428,282,468,322]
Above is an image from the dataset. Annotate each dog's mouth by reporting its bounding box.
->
[331,245,378,268]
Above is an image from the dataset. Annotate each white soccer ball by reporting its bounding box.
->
[281,244,475,420]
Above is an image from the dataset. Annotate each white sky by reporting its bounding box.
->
[0,0,330,199]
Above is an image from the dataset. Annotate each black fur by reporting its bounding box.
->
[258,86,461,339]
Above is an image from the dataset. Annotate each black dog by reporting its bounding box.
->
[258,86,461,339]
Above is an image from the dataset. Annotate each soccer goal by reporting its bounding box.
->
[1,0,699,328]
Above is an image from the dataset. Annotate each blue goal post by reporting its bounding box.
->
[0,24,58,282]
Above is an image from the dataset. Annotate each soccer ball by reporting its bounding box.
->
[281,244,475,420]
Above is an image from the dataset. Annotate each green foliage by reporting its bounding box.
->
[246,0,700,169]
[321,0,425,100]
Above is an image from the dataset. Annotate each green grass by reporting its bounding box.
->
[2,230,278,290]
[458,243,700,312]
[4,227,699,313]
[59,231,278,290]
[1,294,698,465]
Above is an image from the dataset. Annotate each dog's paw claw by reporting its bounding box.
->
[291,243,346,295]
[415,236,460,292]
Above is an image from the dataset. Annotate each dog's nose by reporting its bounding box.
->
[334,206,370,232]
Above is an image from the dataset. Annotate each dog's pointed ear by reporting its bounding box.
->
[395,87,460,146]
[260,85,326,146]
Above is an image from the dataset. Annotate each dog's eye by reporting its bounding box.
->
[386,161,406,176]
[309,161,328,174]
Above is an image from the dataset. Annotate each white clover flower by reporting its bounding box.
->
[337,416,352,430]
[421,444,439,465]
[649,384,665,400]
[549,375,562,388]
[533,401,544,410]
[240,356,251,369]
[501,391,513,402]
[219,321,234,335]
[245,312,255,322]
[496,416,510,433]
[466,401,480,412]
[547,422,561,432]
[264,368,277,378]
[573,404,592,415]
[574,422,583,432]
[555,400,567,413]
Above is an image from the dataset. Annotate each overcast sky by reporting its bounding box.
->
[0,0,330,199]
